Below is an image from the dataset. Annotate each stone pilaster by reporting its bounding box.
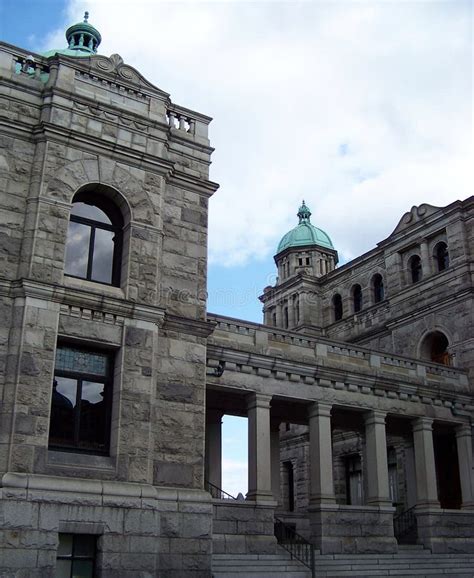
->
[205,410,223,490]
[412,418,440,508]
[247,393,273,501]
[456,423,474,509]
[270,419,281,503]
[364,410,391,506]
[308,402,335,505]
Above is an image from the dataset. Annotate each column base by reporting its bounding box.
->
[246,490,275,502]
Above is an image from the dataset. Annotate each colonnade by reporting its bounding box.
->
[206,394,474,511]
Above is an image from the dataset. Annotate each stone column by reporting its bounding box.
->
[205,410,223,490]
[275,305,282,328]
[420,240,431,275]
[412,418,440,508]
[364,411,391,506]
[456,423,474,509]
[287,300,295,329]
[308,402,335,504]
[270,419,281,503]
[247,393,273,501]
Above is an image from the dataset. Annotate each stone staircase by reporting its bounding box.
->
[212,547,312,577]
[313,545,474,577]
[212,545,474,577]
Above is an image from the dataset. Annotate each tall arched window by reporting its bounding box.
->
[352,284,362,313]
[434,242,449,272]
[333,293,343,321]
[65,191,123,286]
[409,255,422,284]
[372,274,384,303]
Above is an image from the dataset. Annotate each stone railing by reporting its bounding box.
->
[207,313,469,389]
[167,107,196,135]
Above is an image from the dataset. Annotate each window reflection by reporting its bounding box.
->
[49,347,112,453]
[64,192,122,286]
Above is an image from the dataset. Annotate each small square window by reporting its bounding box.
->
[56,534,96,578]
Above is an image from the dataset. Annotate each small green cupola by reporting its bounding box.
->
[277,201,335,254]
[42,12,102,58]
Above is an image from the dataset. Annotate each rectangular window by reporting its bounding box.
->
[56,533,96,578]
[49,345,113,454]
[346,455,363,505]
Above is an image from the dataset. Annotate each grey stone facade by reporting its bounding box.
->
[1,21,473,578]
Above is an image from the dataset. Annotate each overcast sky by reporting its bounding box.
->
[3,0,472,496]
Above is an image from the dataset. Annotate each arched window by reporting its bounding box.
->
[434,242,449,272]
[372,274,384,303]
[420,331,451,365]
[409,255,422,283]
[283,306,289,328]
[333,293,343,321]
[65,191,123,286]
[352,284,362,313]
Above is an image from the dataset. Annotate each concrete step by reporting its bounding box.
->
[212,548,312,577]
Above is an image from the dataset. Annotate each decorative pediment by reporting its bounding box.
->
[390,203,441,236]
[89,53,169,97]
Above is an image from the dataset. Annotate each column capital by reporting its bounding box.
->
[455,422,472,439]
[308,401,332,419]
[412,417,434,433]
[247,392,272,411]
[364,410,387,426]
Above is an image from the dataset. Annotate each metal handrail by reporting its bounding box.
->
[393,505,417,541]
[205,480,238,500]
[274,516,316,578]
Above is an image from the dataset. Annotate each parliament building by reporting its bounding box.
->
[0,14,473,578]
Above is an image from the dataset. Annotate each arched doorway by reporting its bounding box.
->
[420,331,451,365]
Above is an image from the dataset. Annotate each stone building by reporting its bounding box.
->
[0,14,473,578]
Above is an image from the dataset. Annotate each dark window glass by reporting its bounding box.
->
[352,284,362,313]
[435,242,449,271]
[56,534,96,578]
[333,294,343,321]
[346,455,363,505]
[284,307,289,328]
[65,192,123,286]
[49,346,113,454]
[409,255,422,283]
[373,274,384,303]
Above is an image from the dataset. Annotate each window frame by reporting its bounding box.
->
[65,192,123,287]
[56,533,97,578]
[434,242,449,272]
[352,284,362,313]
[333,293,343,321]
[409,254,422,283]
[372,273,385,303]
[49,344,114,455]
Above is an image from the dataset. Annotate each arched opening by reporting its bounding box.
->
[408,255,422,283]
[352,284,362,313]
[65,189,124,286]
[434,242,449,272]
[372,274,384,303]
[420,331,451,365]
[333,293,343,321]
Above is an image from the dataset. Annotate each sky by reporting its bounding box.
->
[1,0,472,497]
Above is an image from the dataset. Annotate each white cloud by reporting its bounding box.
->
[221,457,248,498]
[39,0,473,266]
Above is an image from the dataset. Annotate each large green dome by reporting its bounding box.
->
[42,12,101,58]
[277,201,334,253]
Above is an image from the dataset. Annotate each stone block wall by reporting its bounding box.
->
[212,501,277,555]
[310,505,397,554]
[416,509,474,554]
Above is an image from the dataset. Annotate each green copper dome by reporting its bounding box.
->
[42,12,102,58]
[277,201,335,253]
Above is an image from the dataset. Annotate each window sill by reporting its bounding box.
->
[48,450,116,471]
[63,276,125,300]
